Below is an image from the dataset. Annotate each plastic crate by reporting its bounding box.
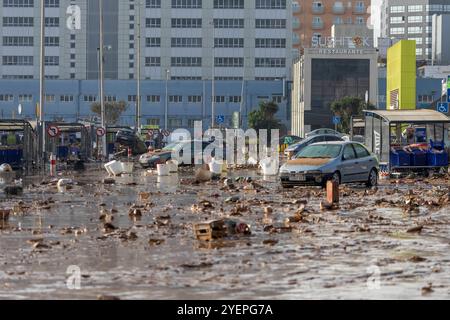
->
[427,151,449,167]
[390,150,411,167]
[411,149,427,166]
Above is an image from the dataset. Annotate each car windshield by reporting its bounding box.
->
[162,142,181,151]
[295,144,342,159]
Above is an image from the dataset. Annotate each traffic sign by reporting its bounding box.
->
[333,116,341,125]
[216,115,225,124]
[162,130,170,137]
[437,102,449,113]
[96,127,106,137]
[47,125,60,138]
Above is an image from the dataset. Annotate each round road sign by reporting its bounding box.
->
[96,127,106,137]
[162,130,170,137]
[47,125,60,138]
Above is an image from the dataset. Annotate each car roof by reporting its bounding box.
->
[309,141,352,146]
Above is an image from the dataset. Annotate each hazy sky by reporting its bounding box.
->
[371,0,382,38]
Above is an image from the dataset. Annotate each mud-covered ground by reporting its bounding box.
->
[0,165,450,300]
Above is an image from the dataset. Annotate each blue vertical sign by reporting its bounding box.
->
[437,102,449,113]
[448,75,450,103]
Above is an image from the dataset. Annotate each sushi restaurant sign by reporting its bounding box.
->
[312,36,373,49]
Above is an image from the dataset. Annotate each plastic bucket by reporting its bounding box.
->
[157,163,170,176]
[209,158,222,175]
[105,160,123,176]
[121,162,134,174]
[260,158,279,176]
[166,160,179,173]
[221,161,228,173]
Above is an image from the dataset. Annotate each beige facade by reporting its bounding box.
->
[291,48,378,137]
[292,0,371,55]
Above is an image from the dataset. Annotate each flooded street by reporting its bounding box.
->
[1,166,450,300]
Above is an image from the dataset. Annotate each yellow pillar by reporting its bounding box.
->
[387,40,416,110]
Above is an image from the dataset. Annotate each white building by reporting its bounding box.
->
[0,0,294,81]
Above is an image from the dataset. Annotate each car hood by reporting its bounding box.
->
[281,158,333,172]
[140,150,172,158]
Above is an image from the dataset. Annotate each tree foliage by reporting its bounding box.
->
[330,96,376,134]
[248,100,286,142]
[90,100,128,125]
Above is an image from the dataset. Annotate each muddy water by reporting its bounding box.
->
[0,167,449,300]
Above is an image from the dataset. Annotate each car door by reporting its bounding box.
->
[352,143,375,182]
[340,144,359,183]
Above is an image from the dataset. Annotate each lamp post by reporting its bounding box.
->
[165,69,170,130]
[39,0,45,163]
[135,0,141,133]
[99,0,106,159]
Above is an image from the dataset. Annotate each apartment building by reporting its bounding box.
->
[0,0,293,129]
[381,0,450,62]
[292,0,371,55]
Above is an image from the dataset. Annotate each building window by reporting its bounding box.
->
[408,5,422,12]
[255,0,286,9]
[147,118,160,126]
[146,0,161,8]
[2,17,34,27]
[171,18,202,28]
[255,38,286,48]
[416,48,423,56]
[255,19,286,29]
[0,94,14,102]
[171,57,202,67]
[169,95,183,103]
[18,94,33,102]
[255,58,286,68]
[408,16,423,23]
[171,0,202,9]
[171,37,202,48]
[408,37,423,45]
[145,18,161,28]
[214,96,226,103]
[188,119,202,127]
[214,18,244,28]
[2,55,33,65]
[390,27,405,35]
[408,26,422,34]
[147,95,161,102]
[145,37,160,47]
[45,56,59,66]
[145,57,161,67]
[390,16,404,24]
[45,94,55,102]
[229,96,241,103]
[214,57,243,67]
[214,0,244,9]
[45,37,59,47]
[390,6,405,13]
[128,95,137,102]
[2,36,33,46]
[83,95,97,102]
[188,95,202,103]
[60,95,74,102]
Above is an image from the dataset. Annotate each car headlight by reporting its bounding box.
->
[306,170,322,174]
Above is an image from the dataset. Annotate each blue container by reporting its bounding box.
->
[390,150,411,167]
[427,151,449,167]
[411,149,427,166]
[57,146,69,159]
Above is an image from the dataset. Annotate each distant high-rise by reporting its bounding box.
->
[0,0,293,81]
[381,0,450,62]
[292,0,371,55]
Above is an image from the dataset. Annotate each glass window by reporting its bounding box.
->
[408,5,422,12]
[353,144,370,158]
[343,145,356,160]
[390,6,405,13]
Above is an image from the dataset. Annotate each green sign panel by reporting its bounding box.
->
[448,75,450,89]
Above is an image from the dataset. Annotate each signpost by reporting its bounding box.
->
[96,127,106,137]
[333,116,341,132]
[216,115,225,125]
[47,125,60,138]
[437,102,449,114]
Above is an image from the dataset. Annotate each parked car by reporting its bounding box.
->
[115,128,148,155]
[139,140,226,168]
[280,141,379,188]
[284,134,344,159]
[279,135,303,153]
[305,128,342,138]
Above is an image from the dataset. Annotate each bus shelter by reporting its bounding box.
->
[0,120,37,171]
[45,122,92,162]
[364,109,450,172]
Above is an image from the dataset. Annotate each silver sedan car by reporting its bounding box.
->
[280,141,379,188]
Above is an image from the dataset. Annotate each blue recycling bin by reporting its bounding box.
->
[411,149,427,166]
[390,149,411,167]
[57,146,69,160]
[427,151,449,167]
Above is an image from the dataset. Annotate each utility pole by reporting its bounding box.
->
[211,20,215,128]
[165,69,170,130]
[39,0,45,163]
[99,0,106,159]
[136,0,141,133]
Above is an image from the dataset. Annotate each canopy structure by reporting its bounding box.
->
[45,122,92,161]
[364,109,450,124]
[364,109,450,169]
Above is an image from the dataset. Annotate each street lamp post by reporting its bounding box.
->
[165,69,170,130]
[135,0,141,133]
[99,0,107,159]
[39,0,45,164]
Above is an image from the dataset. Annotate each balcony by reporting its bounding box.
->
[333,5,345,14]
[312,21,324,29]
[354,5,366,14]
[292,33,300,45]
[292,18,301,30]
[292,1,301,13]
[312,4,324,14]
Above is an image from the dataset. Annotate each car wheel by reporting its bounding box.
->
[366,169,378,187]
[331,172,341,185]
[281,184,294,189]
